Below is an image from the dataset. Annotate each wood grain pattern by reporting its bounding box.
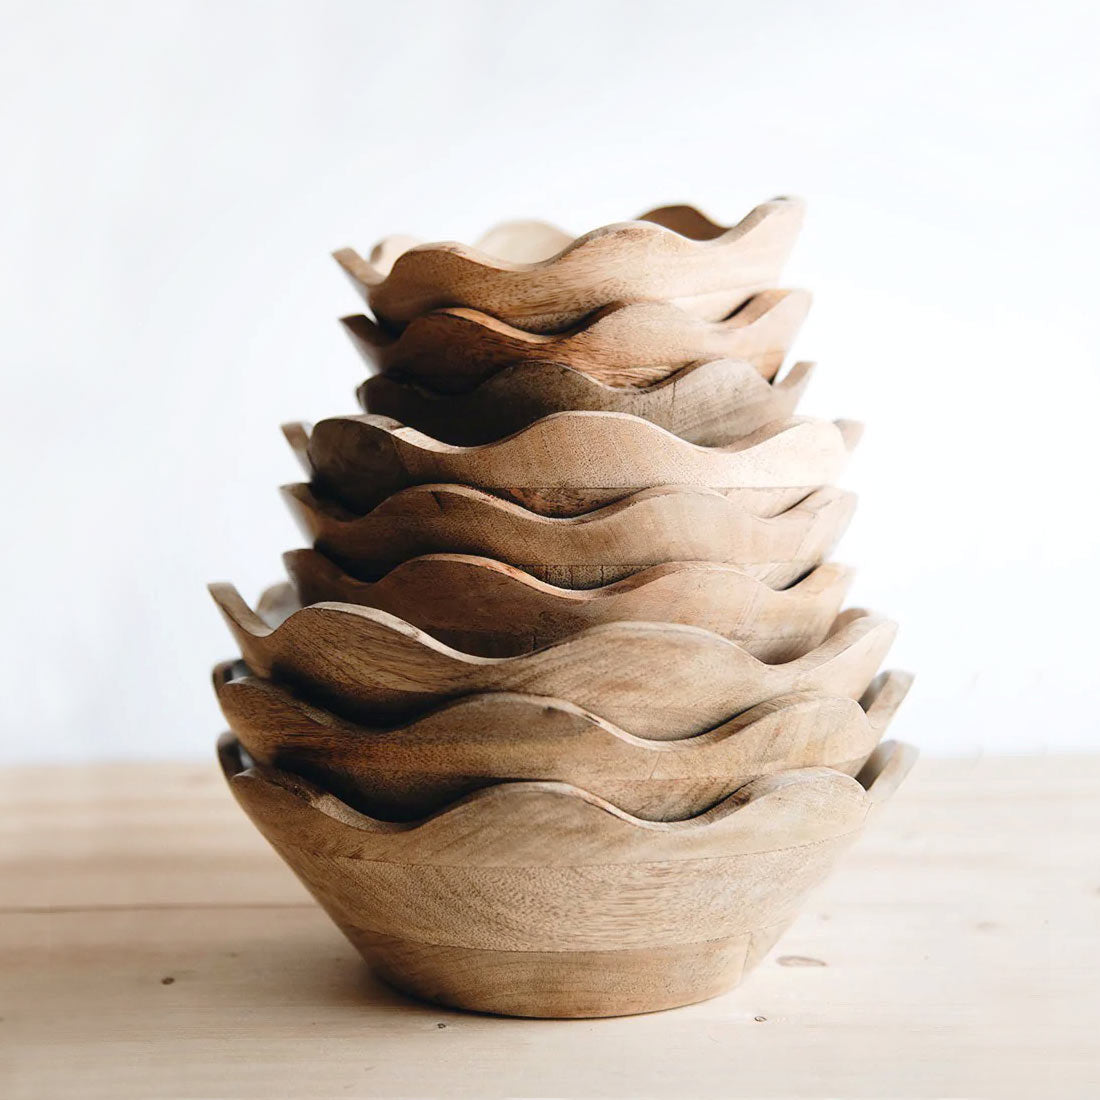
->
[333,198,804,333]
[281,482,858,589]
[9,754,1091,1097]
[342,288,811,390]
[296,413,861,517]
[220,734,911,866]
[219,734,916,1016]
[354,928,792,1020]
[214,662,912,820]
[358,359,814,446]
[208,585,896,737]
[283,549,853,660]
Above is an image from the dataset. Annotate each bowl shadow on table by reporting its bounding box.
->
[217,909,846,1024]
[224,917,611,1021]
[197,905,428,1016]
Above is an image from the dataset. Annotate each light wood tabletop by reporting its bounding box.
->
[1,753,1094,1099]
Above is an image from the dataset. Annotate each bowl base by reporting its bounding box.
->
[344,923,791,1018]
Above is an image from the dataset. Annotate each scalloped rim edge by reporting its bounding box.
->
[218,731,914,835]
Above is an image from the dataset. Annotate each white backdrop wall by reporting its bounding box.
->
[2,0,1097,762]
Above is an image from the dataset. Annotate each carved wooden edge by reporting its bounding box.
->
[300,412,863,476]
[340,288,812,388]
[279,482,858,589]
[213,659,911,750]
[332,198,804,331]
[208,582,891,681]
[213,659,912,819]
[295,413,862,515]
[281,548,854,660]
[284,547,852,608]
[218,731,916,860]
[206,582,897,737]
[357,359,815,446]
[351,200,802,283]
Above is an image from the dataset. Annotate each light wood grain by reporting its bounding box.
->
[214,662,911,820]
[342,288,811,389]
[219,735,915,1016]
[221,733,911,866]
[283,549,853,659]
[296,413,861,517]
[209,586,896,736]
[6,754,1094,1098]
[354,928,791,1021]
[333,198,803,333]
[359,359,814,446]
[282,482,857,589]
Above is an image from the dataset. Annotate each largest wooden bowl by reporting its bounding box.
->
[218,735,917,1017]
[332,198,803,333]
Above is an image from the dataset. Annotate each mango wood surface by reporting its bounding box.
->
[282,482,857,588]
[333,198,803,333]
[297,413,860,517]
[359,359,814,446]
[209,587,896,737]
[219,735,915,1016]
[8,754,1091,1098]
[214,662,912,820]
[283,550,853,660]
[355,929,792,1022]
[342,288,810,390]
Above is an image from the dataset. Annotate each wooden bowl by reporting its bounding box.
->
[281,482,858,589]
[214,661,912,821]
[358,359,814,447]
[289,413,862,517]
[282,549,853,660]
[218,734,917,1017]
[208,583,896,737]
[332,198,803,333]
[341,288,811,390]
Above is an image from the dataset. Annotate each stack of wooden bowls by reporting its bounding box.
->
[210,198,917,1018]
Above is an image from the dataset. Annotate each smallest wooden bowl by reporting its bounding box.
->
[219,735,918,1018]
[334,199,804,333]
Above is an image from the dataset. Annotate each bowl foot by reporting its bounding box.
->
[344,924,790,1018]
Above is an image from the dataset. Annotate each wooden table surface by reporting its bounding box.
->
[1,753,1095,1099]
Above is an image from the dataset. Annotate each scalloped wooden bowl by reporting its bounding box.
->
[214,661,912,821]
[208,583,896,738]
[341,288,812,391]
[218,734,917,1017]
[358,359,814,447]
[282,549,853,660]
[345,288,818,396]
[333,198,804,333]
[292,412,862,518]
[281,482,858,589]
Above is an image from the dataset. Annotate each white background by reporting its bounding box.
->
[2,0,1097,762]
